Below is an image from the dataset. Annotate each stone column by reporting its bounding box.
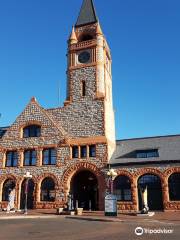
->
[18,149,24,167]
[162,178,169,210]
[1,151,6,168]
[36,148,43,167]
[131,182,138,212]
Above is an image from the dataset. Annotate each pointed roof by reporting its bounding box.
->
[75,0,98,27]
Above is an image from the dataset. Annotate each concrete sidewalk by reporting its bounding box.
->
[0,210,179,223]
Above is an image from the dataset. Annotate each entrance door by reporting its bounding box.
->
[70,170,99,210]
[20,179,35,210]
[138,174,163,211]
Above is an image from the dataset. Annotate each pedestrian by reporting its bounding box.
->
[6,187,15,213]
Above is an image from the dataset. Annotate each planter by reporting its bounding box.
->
[76,208,83,216]
[56,208,64,215]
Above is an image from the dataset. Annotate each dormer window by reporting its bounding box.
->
[136,149,159,158]
[23,125,41,138]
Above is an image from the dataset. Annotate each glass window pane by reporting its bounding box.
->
[89,145,96,157]
[81,146,87,158]
[72,146,79,158]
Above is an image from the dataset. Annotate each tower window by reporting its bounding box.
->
[82,81,86,97]
[79,34,93,42]
[81,146,87,158]
[23,125,41,138]
[72,146,79,158]
[89,145,96,157]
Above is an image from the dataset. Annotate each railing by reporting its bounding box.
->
[70,39,96,50]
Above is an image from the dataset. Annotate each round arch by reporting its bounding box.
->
[62,162,106,210]
[137,173,163,211]
[168,172,180,201]
[37,173,59,202]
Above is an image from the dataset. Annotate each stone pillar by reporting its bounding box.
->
[162,178,169,210]
[87,146,90,159]
[78,146,81,159]
[1,151,6,168]
[18,149,24,167]
[131,182,138,212]
[37,148,43,167]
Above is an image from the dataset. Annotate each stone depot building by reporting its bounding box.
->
[0,0,180,212]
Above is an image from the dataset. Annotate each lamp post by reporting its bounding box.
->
[107,168,117,194]
[23,172,32,214]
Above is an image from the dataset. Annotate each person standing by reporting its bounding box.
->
[7,188,16,213]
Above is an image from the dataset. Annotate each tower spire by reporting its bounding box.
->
[75,0,98,27]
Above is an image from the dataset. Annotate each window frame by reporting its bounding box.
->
[114,175,132,202]
[6,151,18,167]
[80,146,87,158]
[23,125,41,138]
[72,146,79,159]
[42,148,57,165]
[41,177,55,202]
[136,149,159,158]
[89,145,96,158]
[24,149,37,166]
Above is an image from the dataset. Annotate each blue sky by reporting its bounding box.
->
[0,0,180,140]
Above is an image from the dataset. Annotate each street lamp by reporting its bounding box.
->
[107,168,117,194]
[23,172,32,214]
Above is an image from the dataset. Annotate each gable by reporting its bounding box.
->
[1,98,68,147]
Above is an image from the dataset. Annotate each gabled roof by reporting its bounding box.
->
[75,0,98,27]
[110,134,180,166]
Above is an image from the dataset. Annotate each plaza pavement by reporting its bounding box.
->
[0,211,179,240]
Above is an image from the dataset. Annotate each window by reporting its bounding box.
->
[168,173,180,201]
[24,150,36,166]
[41,177,55,202]
[72,146,79,158]
[23,125,41,138]
[81,146,87,158]
[89,145,96,157]
[43,149,56,165]
[6,151,18,167]
[136,149,159,158]
[2,179,15,201]
[79,34,93,42]
[114,176,132,201]
[82,81,86,97]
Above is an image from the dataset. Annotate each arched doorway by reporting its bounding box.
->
[20,179,35,210]
[70,170,99,210]
[2,179,16,201]
[168,173,180,201]
[138,174,163,211]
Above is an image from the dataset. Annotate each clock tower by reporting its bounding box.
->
[65,0,115,160]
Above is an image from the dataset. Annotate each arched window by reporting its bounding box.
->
[41,177,55,202]
[168,173,180,201]
[79,34,93,42]
[2,179,16,201]
[113,175,132,201]
[23,125,41,138]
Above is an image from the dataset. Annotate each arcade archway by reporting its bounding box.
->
[70,170,99,210]
[20,179,35,210]
[138,174,163,211]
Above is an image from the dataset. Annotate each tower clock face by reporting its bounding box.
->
[78,51,91,64]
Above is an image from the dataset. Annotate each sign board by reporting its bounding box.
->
[105,194,117,216]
